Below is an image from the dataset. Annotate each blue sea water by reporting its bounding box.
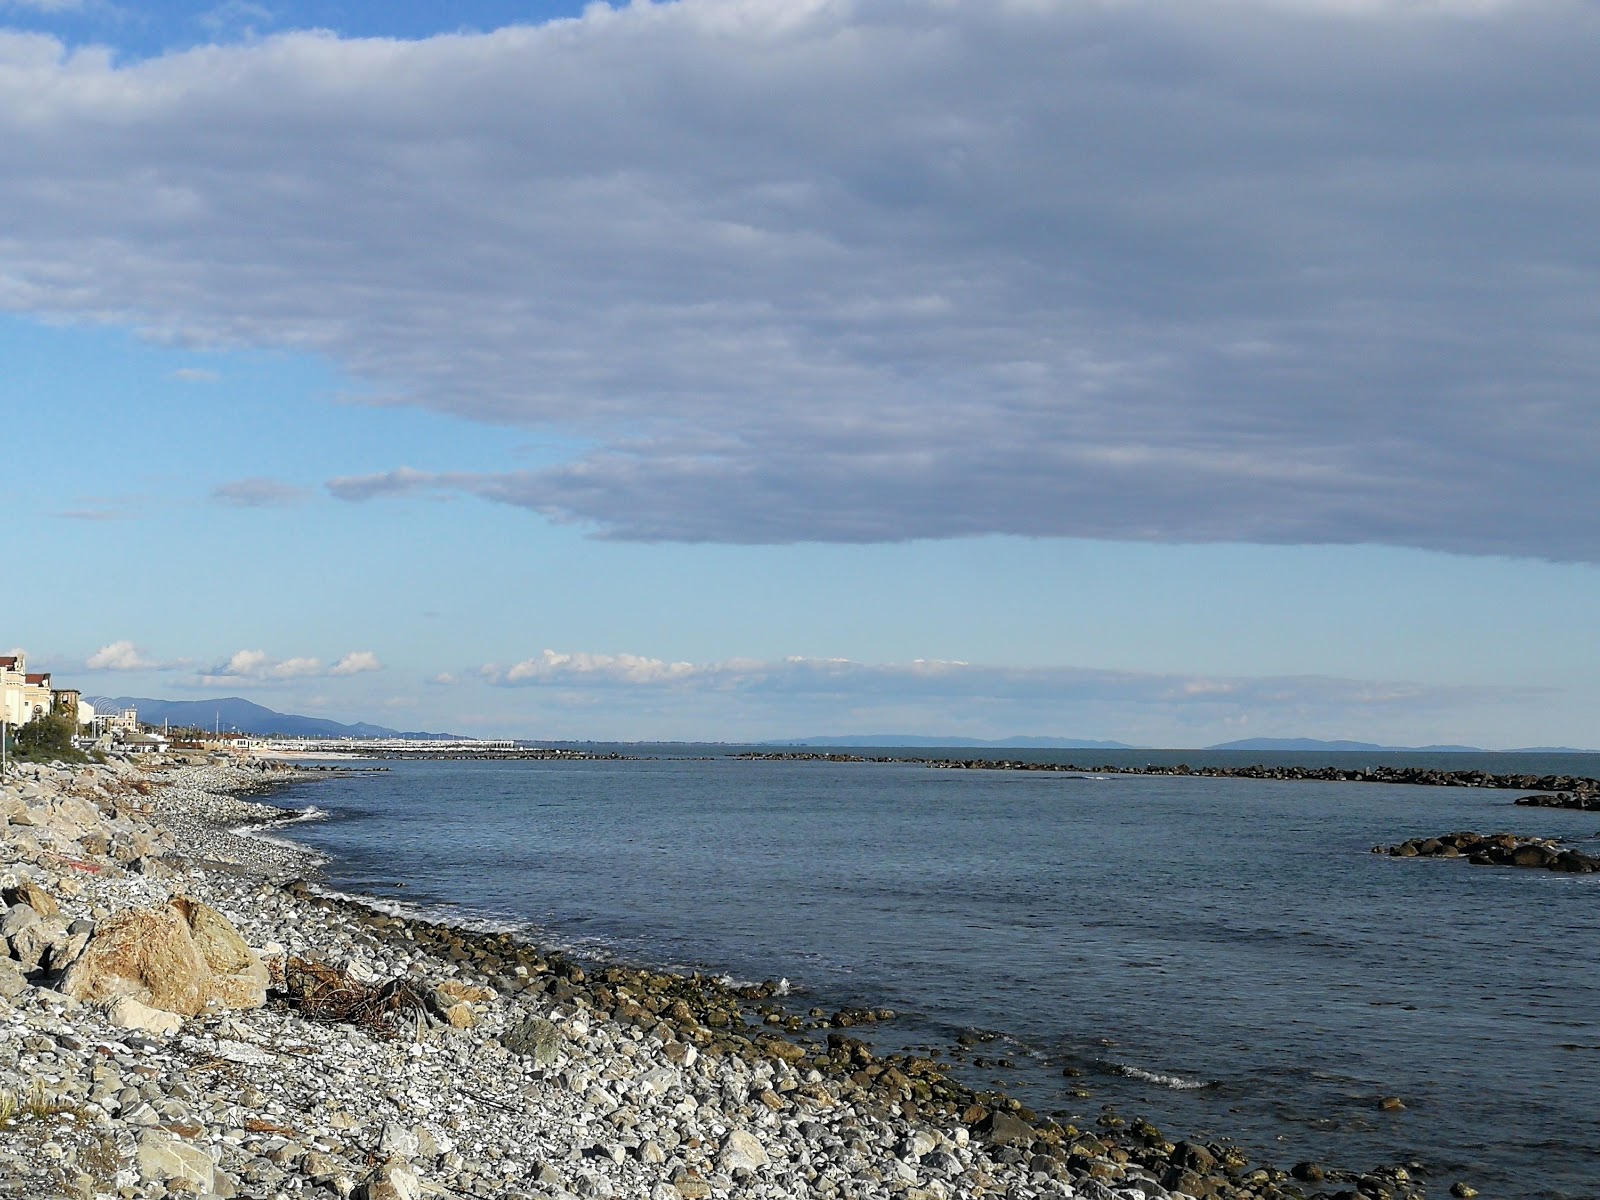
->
[262,749,1600,1199]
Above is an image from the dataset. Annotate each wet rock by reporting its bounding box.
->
[974,1108,1035,1147]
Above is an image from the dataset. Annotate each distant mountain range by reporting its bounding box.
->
[88,696,459,740]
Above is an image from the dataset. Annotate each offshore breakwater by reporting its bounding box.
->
[1,754,1458,1200]
[734,751,1600,796]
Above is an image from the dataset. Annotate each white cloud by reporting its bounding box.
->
[210,476,309,508]
[481,648,1534,709]
[330,650,383,676]
[171,366,220,383]
[196,648,381,684]
[3,2,1599,556]
[86,640,155,670]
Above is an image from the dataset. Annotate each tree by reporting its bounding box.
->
[14,714,85,763]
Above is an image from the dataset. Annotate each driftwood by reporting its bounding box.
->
[275,957,425,1038]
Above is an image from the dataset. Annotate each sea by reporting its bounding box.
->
[256,747,1600,1199]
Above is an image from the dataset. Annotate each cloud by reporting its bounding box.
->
[196,2,276,39]
[329,650,383,676]
[54,508,128,521]
[210,476,309,508]
[86,640,157,670]
[3,3,1600,557]
[0,1,88,12]
[171,366,220,383]
[480,648,1533,712]
[196,648,381,684]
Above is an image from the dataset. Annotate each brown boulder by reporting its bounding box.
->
[59,897,267,1016]
[61,904,214,1015]
[4,881,60,919]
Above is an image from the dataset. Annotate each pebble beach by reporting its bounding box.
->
[0,754,1448,1200]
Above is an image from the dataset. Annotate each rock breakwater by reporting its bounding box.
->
[1374,831,1600,873]
[1513,791,1600,811]
[735,753,1600,796]
[0,753,1448,1199]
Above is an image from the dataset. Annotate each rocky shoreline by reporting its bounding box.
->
[0,754,1466,1200]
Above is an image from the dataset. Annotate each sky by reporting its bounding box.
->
[2,0,1597,747]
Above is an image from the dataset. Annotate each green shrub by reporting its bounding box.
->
[12,714,87,764]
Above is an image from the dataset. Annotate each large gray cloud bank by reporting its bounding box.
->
[4,0,1598,555]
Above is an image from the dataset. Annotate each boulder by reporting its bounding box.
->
[502,1013,564,1064]
[59,897,267,1016]
[974,1109,1035,1147]
[0,956,28,1000]
[718,1129,770,1173]
[8,915,68,973]
[136,1129,215,1192]
[60,904,215,1015]
[108,996,184,1037]
[3,881,59,918]
[0,903,40,938]
[360,1161,422,1200]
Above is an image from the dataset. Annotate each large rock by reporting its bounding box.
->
[7,915,68,973]
[718,1129,770,1173]
[974,1109,1035,1148]
[502,1014,564,1064]
[0,903,40,938]
[108,995,184,1037]
[136,1129,215,1192]
[173,896,269,1008]
[3,881,60,918]
[59,897,267,1016]
[360,1161,422,1200]
[60,904,214,1015]
[0,957,27,1000]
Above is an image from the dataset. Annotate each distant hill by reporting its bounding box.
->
[88,696,460,740]
[1206,737,1487,752]
[770,735,1138,749]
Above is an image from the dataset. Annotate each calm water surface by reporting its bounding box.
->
[265,750,1600,1199]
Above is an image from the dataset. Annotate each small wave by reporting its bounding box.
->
[1115,1064,1211,1090]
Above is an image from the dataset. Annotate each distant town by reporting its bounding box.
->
[0,650,524,758]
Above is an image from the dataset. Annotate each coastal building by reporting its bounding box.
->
[120,731,169,754]
[0,654,55,727]
[101,706,140,736]
[1,652,96,732]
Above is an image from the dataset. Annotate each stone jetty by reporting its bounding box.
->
[735,753,1600,796]
[1513,791,1600,812]
[0,753,1445,1199]
[1375,831,1600,873]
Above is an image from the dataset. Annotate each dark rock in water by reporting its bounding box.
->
[1379,831,1599,874]
[1292,1160,1327,1182]
[1515,790,1600,811]
[1171,1139,1217,1172]
[974,1109,1035,1147]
